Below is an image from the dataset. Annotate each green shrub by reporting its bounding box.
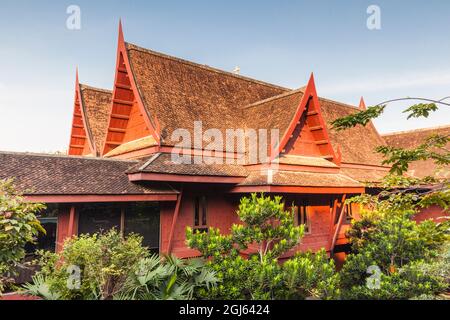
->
[24,229,217,300]
[0,179,45,293]
[341,209,449,300]
[118,255,218,300]
[187,193,339,300]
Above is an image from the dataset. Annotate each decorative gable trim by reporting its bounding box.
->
[68,70,96,156]
[101,21,161,156]
[272,74,338,164]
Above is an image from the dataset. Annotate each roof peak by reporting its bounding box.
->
[382,124,450,137]
[242,88,303,110]
[316,96,360,111]
[125,42,290,92]
[79,83,112,94]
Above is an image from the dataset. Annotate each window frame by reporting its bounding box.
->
[193,196,209,233]
[344,203,354,224]
[291,200,311,234]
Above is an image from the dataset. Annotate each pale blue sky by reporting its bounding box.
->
[0,0,449,152]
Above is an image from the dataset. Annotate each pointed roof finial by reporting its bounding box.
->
[118,19,124,44]
[75,67,80,87]
[359,96,366,110]
[304,72,316,92]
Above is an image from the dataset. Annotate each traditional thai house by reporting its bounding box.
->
[0,23,447,261]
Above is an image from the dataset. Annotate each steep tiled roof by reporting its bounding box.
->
[383,125,450,178]
[318,98,386,166]
[79,84,112,154]
[128,153,248,177]
[119,41,387,167]
[0,152,176,195]
[242,90,304,131]
[239,170,362,187]
[277,154,338,168]
[240,89,387,166]
[125,42,288,143]
[340,167,390,184]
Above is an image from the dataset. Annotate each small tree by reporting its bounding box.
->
[332,97,450,299]
[331,97,449,211]
[0,179,45,293]
[187,193,340,300]
[340,208,449,299]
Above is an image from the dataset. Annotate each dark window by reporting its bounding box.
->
[344,204,354,224]
[124,203,160,254]
[26,204,58,254]
[297,204,311,234]
[78,204,121,235]
[194,196,208,233]
[78,203,161,253]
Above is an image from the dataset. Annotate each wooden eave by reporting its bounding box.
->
[25,193,178,204]
[229,185,365,194]
[127,172,246,184]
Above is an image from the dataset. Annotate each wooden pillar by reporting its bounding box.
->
[56,205,77,253]
[167,189,183,255]
[67,205,77,237]
[329,198,339,235]
[330,194,347,255]
[120,206,126,236]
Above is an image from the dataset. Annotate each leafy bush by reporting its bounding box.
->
[118,255,218,300]
[24,229,217,300]
[341,208,449,300]
[187,193,339,300]
[0,179,45,293]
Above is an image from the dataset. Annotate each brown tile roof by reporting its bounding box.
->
[79,84,112,155]
[318,97,387,166]
[125,43,288,143]
[277,154,338,168]
[120,41,387,167]
[239,89,387,166]
[128,153,248,177]
[382,125,450,149]
[340,167,390,184]
[0,152,176,195]
[239,170,362,187]
[382,125,450,178]
[242,90,304,131]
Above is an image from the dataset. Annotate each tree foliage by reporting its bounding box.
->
[332,96,449,299]
[187,193,340,300]
[0,179,45,293]
[331,100,442,131]
[341,208,449,299]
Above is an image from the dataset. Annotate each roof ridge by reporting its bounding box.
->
[79,83,112,94]
[316,95,359,111]
[125,42,291,92]
[382,124,450,136]
[242,88,304,109]
[0,151,138,163]
[138,153,161,171]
